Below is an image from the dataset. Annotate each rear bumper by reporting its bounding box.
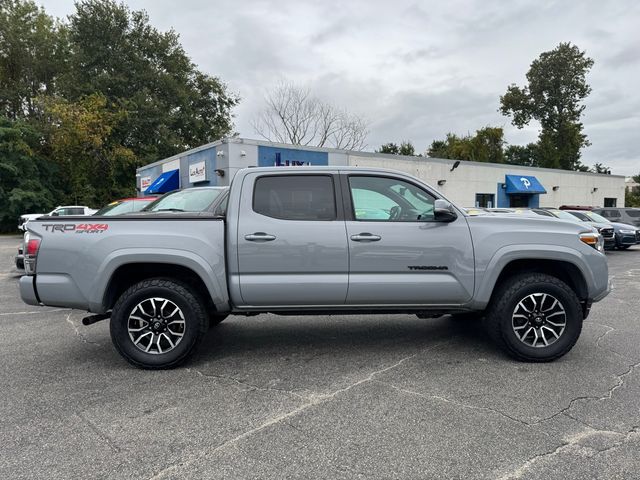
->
[19,276,40,306]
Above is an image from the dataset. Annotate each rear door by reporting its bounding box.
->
[341,173,474,306]
[236,172,349,306]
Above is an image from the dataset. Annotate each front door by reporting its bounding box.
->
[343,173,474,306]
[236,172,349,307]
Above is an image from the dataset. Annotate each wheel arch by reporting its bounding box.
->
[88,249,229,314]
[472,246,593,310]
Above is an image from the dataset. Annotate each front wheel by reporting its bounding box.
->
[485,273,583,362]
[110,278,208,369]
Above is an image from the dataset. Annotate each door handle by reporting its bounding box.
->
[244,232,276,242]
[350,233,381,242]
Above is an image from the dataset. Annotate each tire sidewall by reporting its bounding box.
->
[499,281,582,360]
[111,282,204,368]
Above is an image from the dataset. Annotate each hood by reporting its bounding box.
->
[609,222,639,231]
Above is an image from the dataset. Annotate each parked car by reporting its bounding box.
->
[18,205,97,231]
[563,210,616,249]
[94,197,158,216]
[15,244,24,270]
[592,207,640,228]
[558,205,598,211]
[567,210,639,249]
[20,167,610,368]
[140,187,227,213]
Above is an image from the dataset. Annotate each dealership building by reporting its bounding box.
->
[137,137,626,208]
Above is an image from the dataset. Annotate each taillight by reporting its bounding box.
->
[24,233,41,275]
[26,238,40,256]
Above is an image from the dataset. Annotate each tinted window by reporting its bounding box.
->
[58,208,84,216]
[253,175,336,221]
[349,176,435,221]
[627,209,640,218]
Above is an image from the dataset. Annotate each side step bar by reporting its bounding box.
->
[82,313,111,326]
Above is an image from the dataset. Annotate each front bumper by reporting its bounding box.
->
[593,278,613,302]
[603,236,616,249]
[616,233,637,247]
[19,276,40,306]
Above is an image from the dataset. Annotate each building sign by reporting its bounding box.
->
[258,146,329,167]
[141,176,152,191]
[189,161,207,183]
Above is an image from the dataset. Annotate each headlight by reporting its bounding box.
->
[619,229,635,234]
[579,232,604,252]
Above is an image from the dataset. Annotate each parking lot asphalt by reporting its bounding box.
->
[1,234,639,480]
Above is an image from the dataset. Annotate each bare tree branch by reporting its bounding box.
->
[252,81,369,150]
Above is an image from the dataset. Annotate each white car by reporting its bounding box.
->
[18,205,97,231]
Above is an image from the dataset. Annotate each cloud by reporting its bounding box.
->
[37,0,640,175]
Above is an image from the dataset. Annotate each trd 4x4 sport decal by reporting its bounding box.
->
[42,224,109,234]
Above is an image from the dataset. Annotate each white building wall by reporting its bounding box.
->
[348,155,626,208]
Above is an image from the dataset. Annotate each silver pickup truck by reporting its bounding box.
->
[20,167,610,369]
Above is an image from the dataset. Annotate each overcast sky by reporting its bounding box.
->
[39,0,639,175]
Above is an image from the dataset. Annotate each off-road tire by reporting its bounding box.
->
[485,273,582,362]
[110,278,208,369]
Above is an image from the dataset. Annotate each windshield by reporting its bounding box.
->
[549,210,582,222]
[95,199,154,216]
[142,188,224,212]
[583,211,610,223]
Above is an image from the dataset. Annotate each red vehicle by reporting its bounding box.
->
[94,197,158,216]
[558,205,599,211]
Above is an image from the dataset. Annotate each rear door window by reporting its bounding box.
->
[253,175,336,221]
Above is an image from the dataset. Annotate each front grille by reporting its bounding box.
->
[600,228,614,239]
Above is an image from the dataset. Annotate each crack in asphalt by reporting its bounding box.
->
[496,426,640,479]
[65,312,101,346]
[0,308,70,316]
[372,380,532,427]
[185,368,308,400]
[593,323,615,348]
[76,412,121,453]
[147,342,449,480]
[527,360,640,426]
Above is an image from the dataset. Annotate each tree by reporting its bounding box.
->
[427,127,505,163]
[0,0,68,119]
[252,81,368,150]
[0,117,58,232]
[40,93,136,206]
[591,163,611,175]
[500,43,594,170]
[505,143,539,167]
[377,141,416,156]
[61,0,239,163]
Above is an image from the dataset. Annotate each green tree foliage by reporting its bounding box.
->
[377,141,416,156]
[504,143,538,167]
[427,127,505,163]
[591,163,611,175]
[0,0,68,119]
[61,0,239,163]
[0,117,58,231]
[40,94,136,206]
[500,43,594,170]
[0,0,239,230]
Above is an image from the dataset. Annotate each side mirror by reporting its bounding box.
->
[51,211,59,216]
[434,199,457,223]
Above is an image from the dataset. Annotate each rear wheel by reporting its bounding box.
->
[110,278,208,369]
[485,273,582,362]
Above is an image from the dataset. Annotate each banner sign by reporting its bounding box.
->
[141,176,152,191]
[189,161,207,183]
